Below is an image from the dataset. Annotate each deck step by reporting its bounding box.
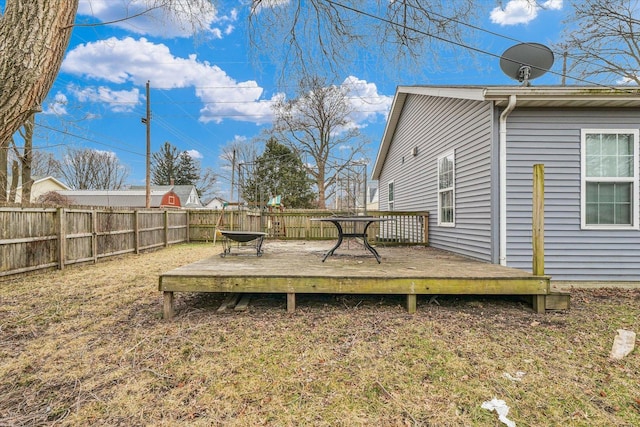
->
[545,291,570,310]
[217,293,241,312]
[234,294,252,311]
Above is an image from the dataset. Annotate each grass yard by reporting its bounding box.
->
[1,242,639,426]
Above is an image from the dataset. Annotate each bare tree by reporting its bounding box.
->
[559,0,640,84]
[248,0,478,82]
[197,166,218,202]
[57,148,129,190]
[272,76,368,208]
[219,136,263,202]
[7,113,36,204]
[30,150,60,178]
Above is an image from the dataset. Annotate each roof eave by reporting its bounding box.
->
[372,85,640,180]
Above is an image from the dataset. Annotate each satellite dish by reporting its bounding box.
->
[500,43,554,86]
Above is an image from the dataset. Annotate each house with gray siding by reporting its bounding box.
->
[372,85,640,282]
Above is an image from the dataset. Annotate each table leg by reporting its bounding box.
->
[362,221,382,263]
[322,221,344,262]
[256,235,265,256]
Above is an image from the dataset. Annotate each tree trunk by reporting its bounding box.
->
[9,160,19,203]
[0,0,79,201]
[21,114,35,204]
[0,144,6,203]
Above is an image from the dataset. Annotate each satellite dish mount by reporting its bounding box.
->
[500,43,554,86]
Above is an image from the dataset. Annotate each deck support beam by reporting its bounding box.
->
[287,293,296,313]
[163,291,174,319]
[532,295,545,314]
[406,294,417,314]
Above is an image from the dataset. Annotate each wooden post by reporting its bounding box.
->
[163,291,174,319]
[406,294,417,314]
[287,293,296,313]
[92,209,98,263]
[532,164,545,276]
[57,208,66,270]
[532,164,546,314]
[164,210,169,247]
[185,210,190,243]
[423,214,429,245]
[134,210,140,254]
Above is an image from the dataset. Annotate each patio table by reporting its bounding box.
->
[311,216,392,263]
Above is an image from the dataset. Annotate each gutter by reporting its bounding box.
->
[499,95,517,266]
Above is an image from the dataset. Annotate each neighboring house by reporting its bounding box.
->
[366,181,379,212]
[205,197,228,210]
[58,186,189,208]
[373,85,640,282]
[7,175,70,203]
[130,185,203,208]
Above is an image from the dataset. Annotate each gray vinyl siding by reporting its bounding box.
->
[505,108,640,281]
[378,94,494,261]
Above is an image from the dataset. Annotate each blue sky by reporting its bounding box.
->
[10,0,567,200]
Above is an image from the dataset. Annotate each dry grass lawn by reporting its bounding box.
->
[1,242,639,426]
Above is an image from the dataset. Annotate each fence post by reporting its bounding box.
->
[134,210,140,254]
[57,208,66,270]
[164,210,169,247]
[92,209,98,263]
[185,210,190,242]
[422,214,429,245]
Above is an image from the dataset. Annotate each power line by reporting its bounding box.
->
[35,123,146,157]
[321,0,639,92]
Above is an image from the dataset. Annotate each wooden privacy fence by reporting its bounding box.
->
[1,207,427,277]
[0,207,188,277]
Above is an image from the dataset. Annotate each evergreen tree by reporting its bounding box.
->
[151,141,179,185]
[175,150,200,185]
[242,138,316,208]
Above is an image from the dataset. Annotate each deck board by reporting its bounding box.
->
[159,241,552,317]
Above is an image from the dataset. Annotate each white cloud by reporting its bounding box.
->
[77,0,237,38]
[43,93,69,115]
[61,37,279,123]
[341,76,393,129]
[186,149,203,159]
[490,0,562,26]
[60,39,392,130]
[69,85,141,112]
[251,0,290,13]
[94,149,119,158]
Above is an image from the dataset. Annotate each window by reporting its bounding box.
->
[388,181,394,211]
[437,151,455,226]
[581,129,639,229]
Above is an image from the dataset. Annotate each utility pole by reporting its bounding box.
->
[141,80,151,208]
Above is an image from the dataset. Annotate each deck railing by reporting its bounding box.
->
[188,209,428,245]
[1,207,427,277]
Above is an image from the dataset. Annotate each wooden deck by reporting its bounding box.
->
[159,241,565,318]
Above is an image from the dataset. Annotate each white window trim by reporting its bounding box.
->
[580,128,639,230]
[388,180,394,211]
[437,150,455,227]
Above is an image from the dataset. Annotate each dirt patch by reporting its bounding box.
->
[1,243,639,426]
